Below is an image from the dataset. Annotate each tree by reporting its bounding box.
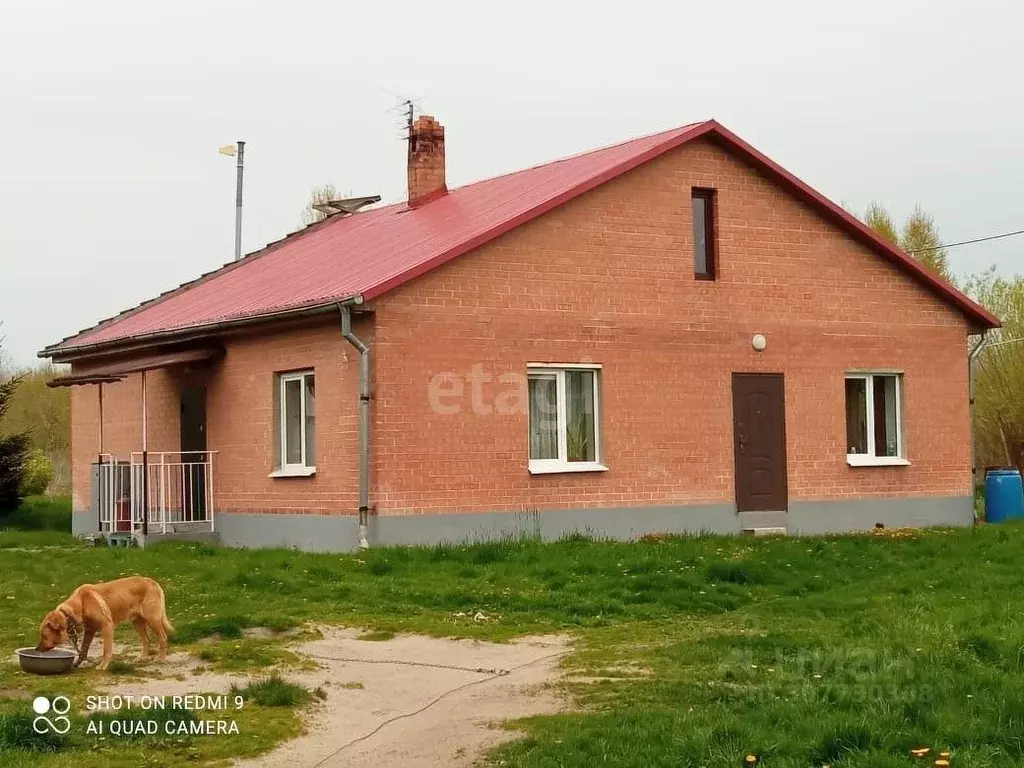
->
[0,366,71,492]
[300,184,342,227]
[864,202,899,246]
[962,268,1024,471]
[901,205,949,279]
[0,367,29,513]
[861,203,951,280]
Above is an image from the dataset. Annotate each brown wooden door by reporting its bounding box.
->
[180,386,208,521]
[732,373,788,512]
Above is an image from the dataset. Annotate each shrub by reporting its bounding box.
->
[0,372,29,513]
[20,451,53,496]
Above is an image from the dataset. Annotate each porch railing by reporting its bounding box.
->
[97,452,216,535]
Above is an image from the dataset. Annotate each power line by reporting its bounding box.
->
[906,228,1024,254]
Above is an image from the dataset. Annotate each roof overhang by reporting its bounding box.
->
[47,347,224,388]
[41,297,365,362]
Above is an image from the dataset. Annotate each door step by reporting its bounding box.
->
[738,510,789,536]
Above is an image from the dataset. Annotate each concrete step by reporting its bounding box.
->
[738,510,789,536]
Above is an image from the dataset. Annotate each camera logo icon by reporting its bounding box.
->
[32,696,72,734]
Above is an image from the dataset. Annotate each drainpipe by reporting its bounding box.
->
[339,299,370,550]
[97,383,104,533]
[968,331,990,507]
[141,370,149,537]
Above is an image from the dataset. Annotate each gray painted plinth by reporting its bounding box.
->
[369,503,739,547]
[217,512,362,552]
[788,495,973,535]
[108,496,973,553]
[72,510,100,537]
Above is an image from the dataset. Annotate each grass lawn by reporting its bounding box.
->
[3,498,1024,765]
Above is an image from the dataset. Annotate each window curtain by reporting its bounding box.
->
[528,377,558,460]
[566,370,596,462]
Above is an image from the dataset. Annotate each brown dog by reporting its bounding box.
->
[36,576,173,671]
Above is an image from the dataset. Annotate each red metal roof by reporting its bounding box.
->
[44,120,999,356]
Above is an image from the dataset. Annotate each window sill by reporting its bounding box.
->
[269,467,317,478]
[846,456,910,468]
[528,462,608,475]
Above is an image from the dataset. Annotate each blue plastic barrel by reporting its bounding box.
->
[985,468,1024,523]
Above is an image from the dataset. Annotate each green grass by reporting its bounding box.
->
[230,674,311,707]
[0,496,73,532]
[4,496,1024,764]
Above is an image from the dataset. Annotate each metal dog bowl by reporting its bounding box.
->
[16,648,76,675]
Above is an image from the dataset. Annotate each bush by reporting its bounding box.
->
[0,372,30,513]
[20,451,53,496]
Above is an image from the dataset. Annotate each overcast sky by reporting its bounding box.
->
[2,0,1022,366]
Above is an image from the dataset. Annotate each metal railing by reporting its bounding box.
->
[97,452,216,534]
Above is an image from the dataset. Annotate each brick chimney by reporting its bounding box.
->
[407,115,447,207]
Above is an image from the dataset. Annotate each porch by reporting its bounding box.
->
[95,451,217,536]
[50,346,224,542]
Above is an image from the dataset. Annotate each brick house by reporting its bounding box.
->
[41,117,1000,550]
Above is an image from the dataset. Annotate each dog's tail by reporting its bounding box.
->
[154,582,174,634]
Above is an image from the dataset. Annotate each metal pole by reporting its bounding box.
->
[141,371,149,537]
[97,383,103,533]
[969,331,991,516]
[234,140,245,261]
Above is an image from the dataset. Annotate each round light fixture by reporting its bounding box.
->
[752,333,767,352]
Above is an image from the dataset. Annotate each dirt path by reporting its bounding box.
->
[101,629,572,768]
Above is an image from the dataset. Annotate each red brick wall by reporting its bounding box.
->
[70,138,972,520]
[205,321,365,515]
[369,137,972,515]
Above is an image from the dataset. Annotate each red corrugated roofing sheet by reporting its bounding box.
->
[45,119,998,355]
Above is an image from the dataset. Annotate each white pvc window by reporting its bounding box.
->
[844,373,907,466]
[278,371,316,474]
[527,364,605,474]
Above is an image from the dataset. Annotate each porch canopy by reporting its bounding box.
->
[46,348,222,388]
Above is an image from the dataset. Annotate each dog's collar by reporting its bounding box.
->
[59,608,81,651]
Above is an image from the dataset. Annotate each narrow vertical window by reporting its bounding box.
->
[844,373,905,465]
[276,370,316,474]
[692,188,716,279]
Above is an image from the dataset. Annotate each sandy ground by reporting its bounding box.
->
[95,628,571,768]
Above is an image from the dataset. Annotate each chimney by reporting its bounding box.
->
[407,115,447,207]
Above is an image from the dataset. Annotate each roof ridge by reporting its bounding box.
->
[446,121,709,193]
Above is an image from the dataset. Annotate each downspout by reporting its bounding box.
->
[968,330,990,511]
[141,370,149,537]
[97,383,104,533]
[339,300,370,550]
